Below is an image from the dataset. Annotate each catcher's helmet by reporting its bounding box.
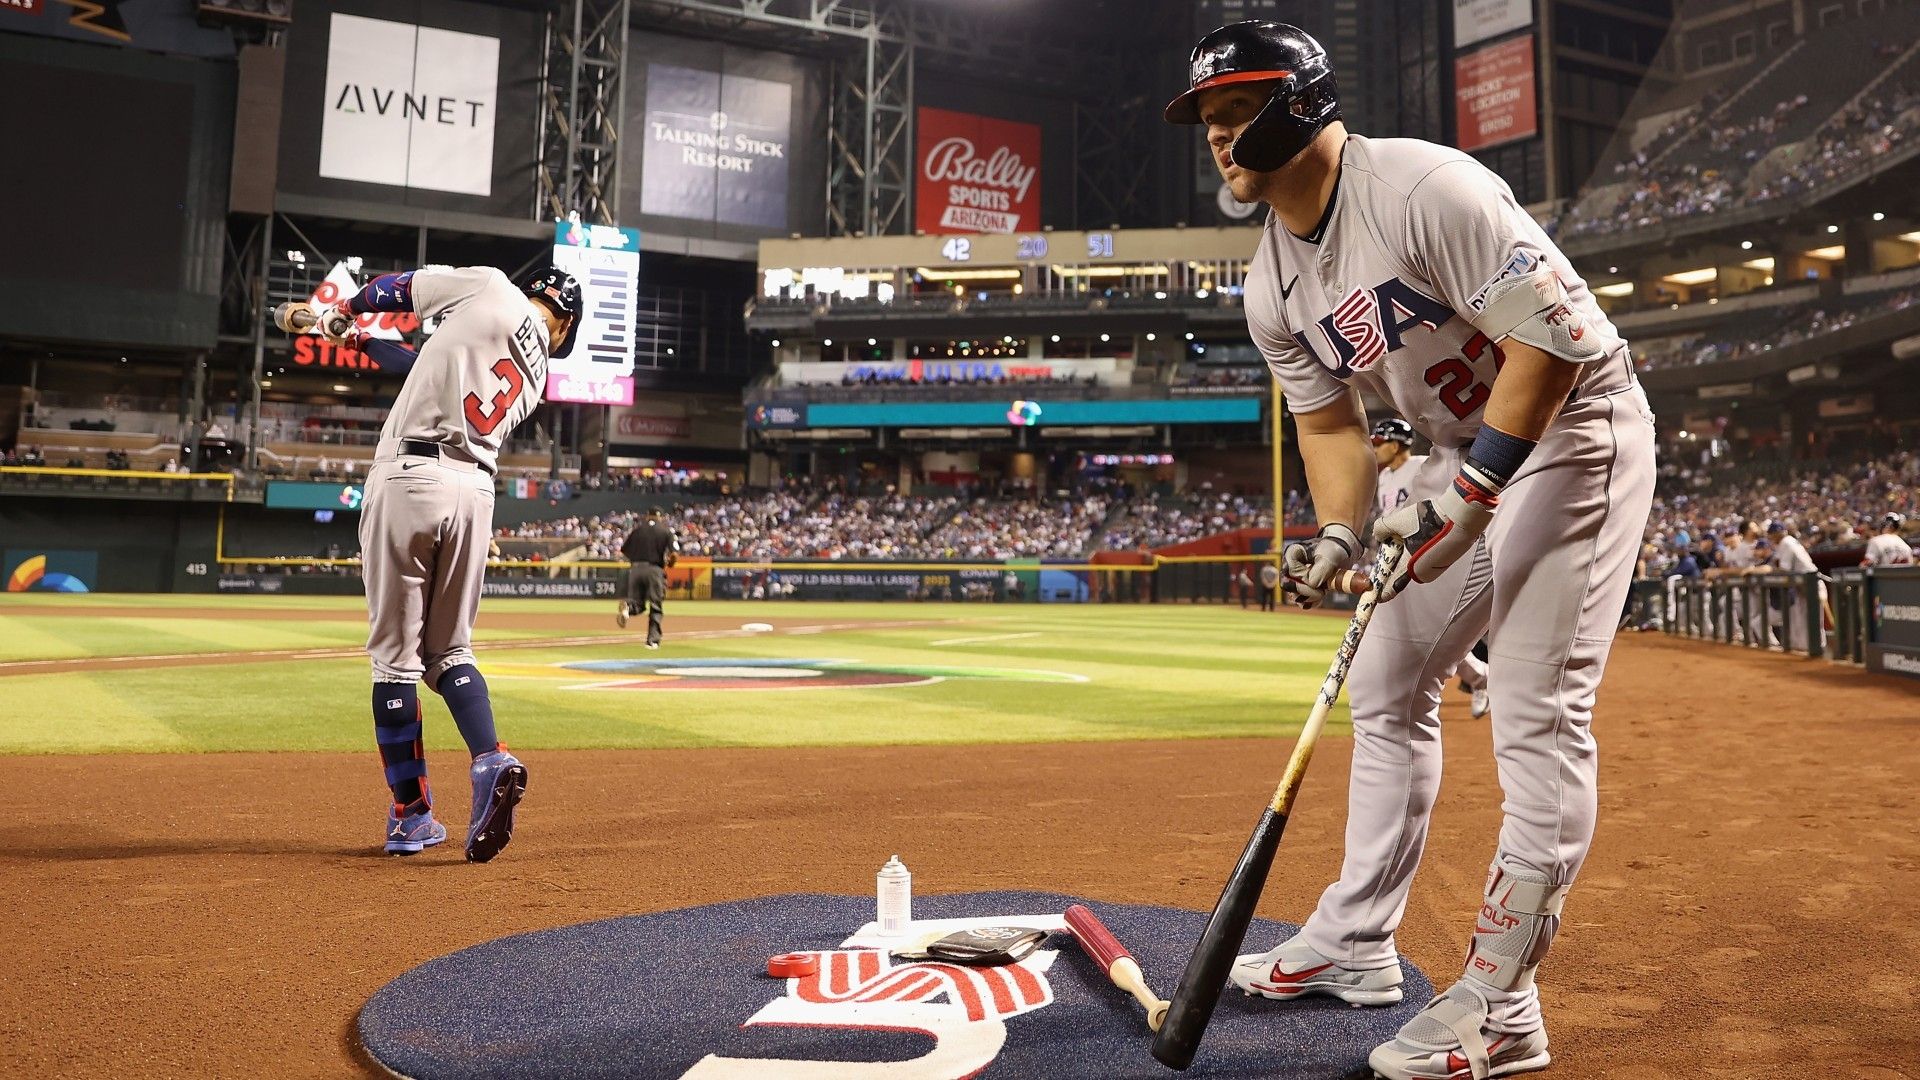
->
[1370,417,1415,447]
[521,266,583,359]
[1164,21,1340,173]
[1885,512,1908,531]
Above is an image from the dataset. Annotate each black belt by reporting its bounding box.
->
[400,439,441,457]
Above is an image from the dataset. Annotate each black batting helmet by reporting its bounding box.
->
[520,266,583,359]
[1164,22,1340,173]
[1370,418,1415,448]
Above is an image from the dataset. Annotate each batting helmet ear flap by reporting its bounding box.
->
[1230,65,1339,172]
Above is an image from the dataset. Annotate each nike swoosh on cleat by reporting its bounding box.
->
[1261,961,1333,986]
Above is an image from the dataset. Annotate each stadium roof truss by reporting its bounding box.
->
[539,0,632,226]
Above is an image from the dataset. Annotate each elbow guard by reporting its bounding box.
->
[1475,269,1605,364]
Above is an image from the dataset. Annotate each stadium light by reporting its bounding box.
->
[1874,212,1886,221]
[1827,224,1840,234]
[1662,268,1716,286]
[1899,232,1920,243]
[771,339,780,347]
[1592,282,1634,297]
[1742,257,1774,271]
[823,338,833,346]
[1146,333,1157,341]
[1804,246,1845,261]
[1195,289,1210,299]
[912,267,1021,281]
[1184,332,1195,340]
[1740,241,1753,250]
[332,384,349,393]
[867,338,877,346]
[1050,335,1060,342]
[1100,333,1111,342]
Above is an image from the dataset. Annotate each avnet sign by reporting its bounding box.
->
[319,13,499,196]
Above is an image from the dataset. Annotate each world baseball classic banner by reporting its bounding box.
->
[916,107,1041,235]
[1867,568,1920,679]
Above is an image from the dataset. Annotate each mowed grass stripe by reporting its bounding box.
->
[0,600,1353,755]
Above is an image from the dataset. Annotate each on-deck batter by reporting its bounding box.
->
[274,265,581,863]
[1164,22,1656,1080]
[1863,513,1915,567]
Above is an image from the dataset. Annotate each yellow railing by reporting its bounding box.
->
[0,466,236,500]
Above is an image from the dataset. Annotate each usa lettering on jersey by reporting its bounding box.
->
[1293,278,1454,378]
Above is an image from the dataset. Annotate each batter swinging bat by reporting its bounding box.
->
[1063,903,1169,1031]
[1150,541,1401,1071]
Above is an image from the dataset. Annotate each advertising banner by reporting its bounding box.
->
[1867,570,1920,678]
[1454,38,1538,154]
[747,403,809,430]
[482,577,622,599]
[265,482,367,512]
[1454,0,1533,48]
[639,63,792,229]
[711,566,1006,602]
[778,358,1123,387]
[915,107,1042,235]
[551,220,642,380]
[5,550,97,593]
[0,0,232,56]
[319,13,499,196]
[615,413,695,440]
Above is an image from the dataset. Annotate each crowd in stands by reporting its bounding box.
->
[836,367,1098,390]
[1102,489,1273,550]
[925,493,1111,559]
[1633,288,1920,371]
[1177,366,1267,389]
[1642,449,1918,578]
[582,469,728,495]
[1559,51,1919,241]
[0,446,47,467]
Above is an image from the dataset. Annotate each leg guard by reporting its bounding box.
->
[1466,853,1570,994]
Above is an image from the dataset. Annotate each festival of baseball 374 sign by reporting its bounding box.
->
[916,107,1041,235]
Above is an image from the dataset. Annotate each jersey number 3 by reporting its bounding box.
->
[464,358,525,437]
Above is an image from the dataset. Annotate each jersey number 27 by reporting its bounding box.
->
[464,358,526,437]
[1424,332,1502,421]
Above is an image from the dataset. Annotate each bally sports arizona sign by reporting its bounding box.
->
[916,107,1041,235]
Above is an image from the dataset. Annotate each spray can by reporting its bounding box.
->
[876,855,912,936]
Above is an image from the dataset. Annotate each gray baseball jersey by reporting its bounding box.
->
[379,267,552,476]
[1376,453,1426,518]
[1864,534,1914,566]
[361,266,554,686]
[1246,134,1633,447]
[1246,135,1659,992]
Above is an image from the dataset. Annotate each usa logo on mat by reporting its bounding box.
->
[357,891,1433,1079]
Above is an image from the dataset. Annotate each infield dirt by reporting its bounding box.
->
[5,633,1917,1079]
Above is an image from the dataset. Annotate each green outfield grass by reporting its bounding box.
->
[0,595,1350,755]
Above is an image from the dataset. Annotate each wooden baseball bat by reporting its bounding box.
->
[1279,563,1369,600]
[1150,542,1400,1071]
[1063,903,1170,1031]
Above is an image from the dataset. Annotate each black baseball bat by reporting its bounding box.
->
[1150,545,1397,1070]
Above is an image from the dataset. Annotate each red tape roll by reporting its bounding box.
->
[766,952,820,979]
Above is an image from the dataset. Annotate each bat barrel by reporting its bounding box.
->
[1063,903,1131,970]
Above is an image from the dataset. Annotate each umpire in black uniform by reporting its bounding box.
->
[618,507,678,648]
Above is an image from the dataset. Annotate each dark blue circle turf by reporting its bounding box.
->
[358,890,1431,1079]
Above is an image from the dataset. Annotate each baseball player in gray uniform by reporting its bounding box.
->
[1166,22,1656,1079]
[1373,417,1491,719]
[276,265,581,862]
[1863,513,1914,567]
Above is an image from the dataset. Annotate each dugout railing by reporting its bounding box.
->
[1662,572,1852,662]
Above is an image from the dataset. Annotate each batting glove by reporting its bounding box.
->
[1372,463,1501,601]
[316,307,356,343]
[1281,522,1360,609]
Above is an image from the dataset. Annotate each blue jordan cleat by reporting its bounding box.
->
[465,747,528,864]
[385,802,447,856]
